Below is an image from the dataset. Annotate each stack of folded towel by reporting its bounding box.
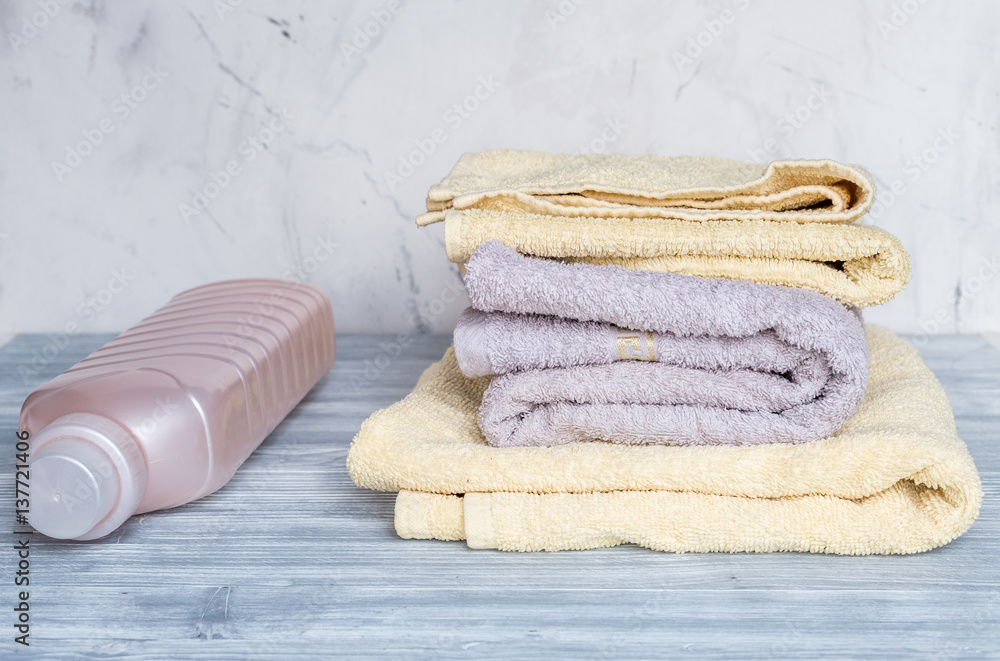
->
[348,151,982,554]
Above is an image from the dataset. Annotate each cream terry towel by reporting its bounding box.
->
[417,152,875,225]
[347,326,982,554]
[416,152,909,308]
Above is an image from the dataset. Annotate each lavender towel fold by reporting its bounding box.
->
[459,241,869,448]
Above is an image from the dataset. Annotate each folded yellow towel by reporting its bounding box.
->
[347,326,982,554]
[444,211,908,307]
[418,152,875,225]
[416,152,909,307]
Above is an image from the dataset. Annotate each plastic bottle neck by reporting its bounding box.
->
[28,413,147,540]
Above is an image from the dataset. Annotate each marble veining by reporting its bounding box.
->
[0,0,997,335]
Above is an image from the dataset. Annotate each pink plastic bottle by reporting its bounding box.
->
[19,279,336,541]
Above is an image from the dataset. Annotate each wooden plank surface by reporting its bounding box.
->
[1,333,998,660]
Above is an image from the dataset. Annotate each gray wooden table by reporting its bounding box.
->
[1,333,998,660]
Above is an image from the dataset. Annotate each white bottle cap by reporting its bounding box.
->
[28,413,147,541]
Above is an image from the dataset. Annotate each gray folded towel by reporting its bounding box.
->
[459,242,869,448]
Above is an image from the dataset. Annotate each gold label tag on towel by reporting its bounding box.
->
[614,327,656,361]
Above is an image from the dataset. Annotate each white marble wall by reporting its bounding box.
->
[1,0,997,336]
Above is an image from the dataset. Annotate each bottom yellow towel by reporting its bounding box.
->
[348,326,983,554]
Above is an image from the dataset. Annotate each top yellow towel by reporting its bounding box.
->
[416,152,909,307]
[417,152,875,226]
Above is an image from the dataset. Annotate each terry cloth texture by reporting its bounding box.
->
[414,152,908,308]
[453,243,869,447]
[417,152,875,226]
[440,210,908,308]
[346,326,982,554]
